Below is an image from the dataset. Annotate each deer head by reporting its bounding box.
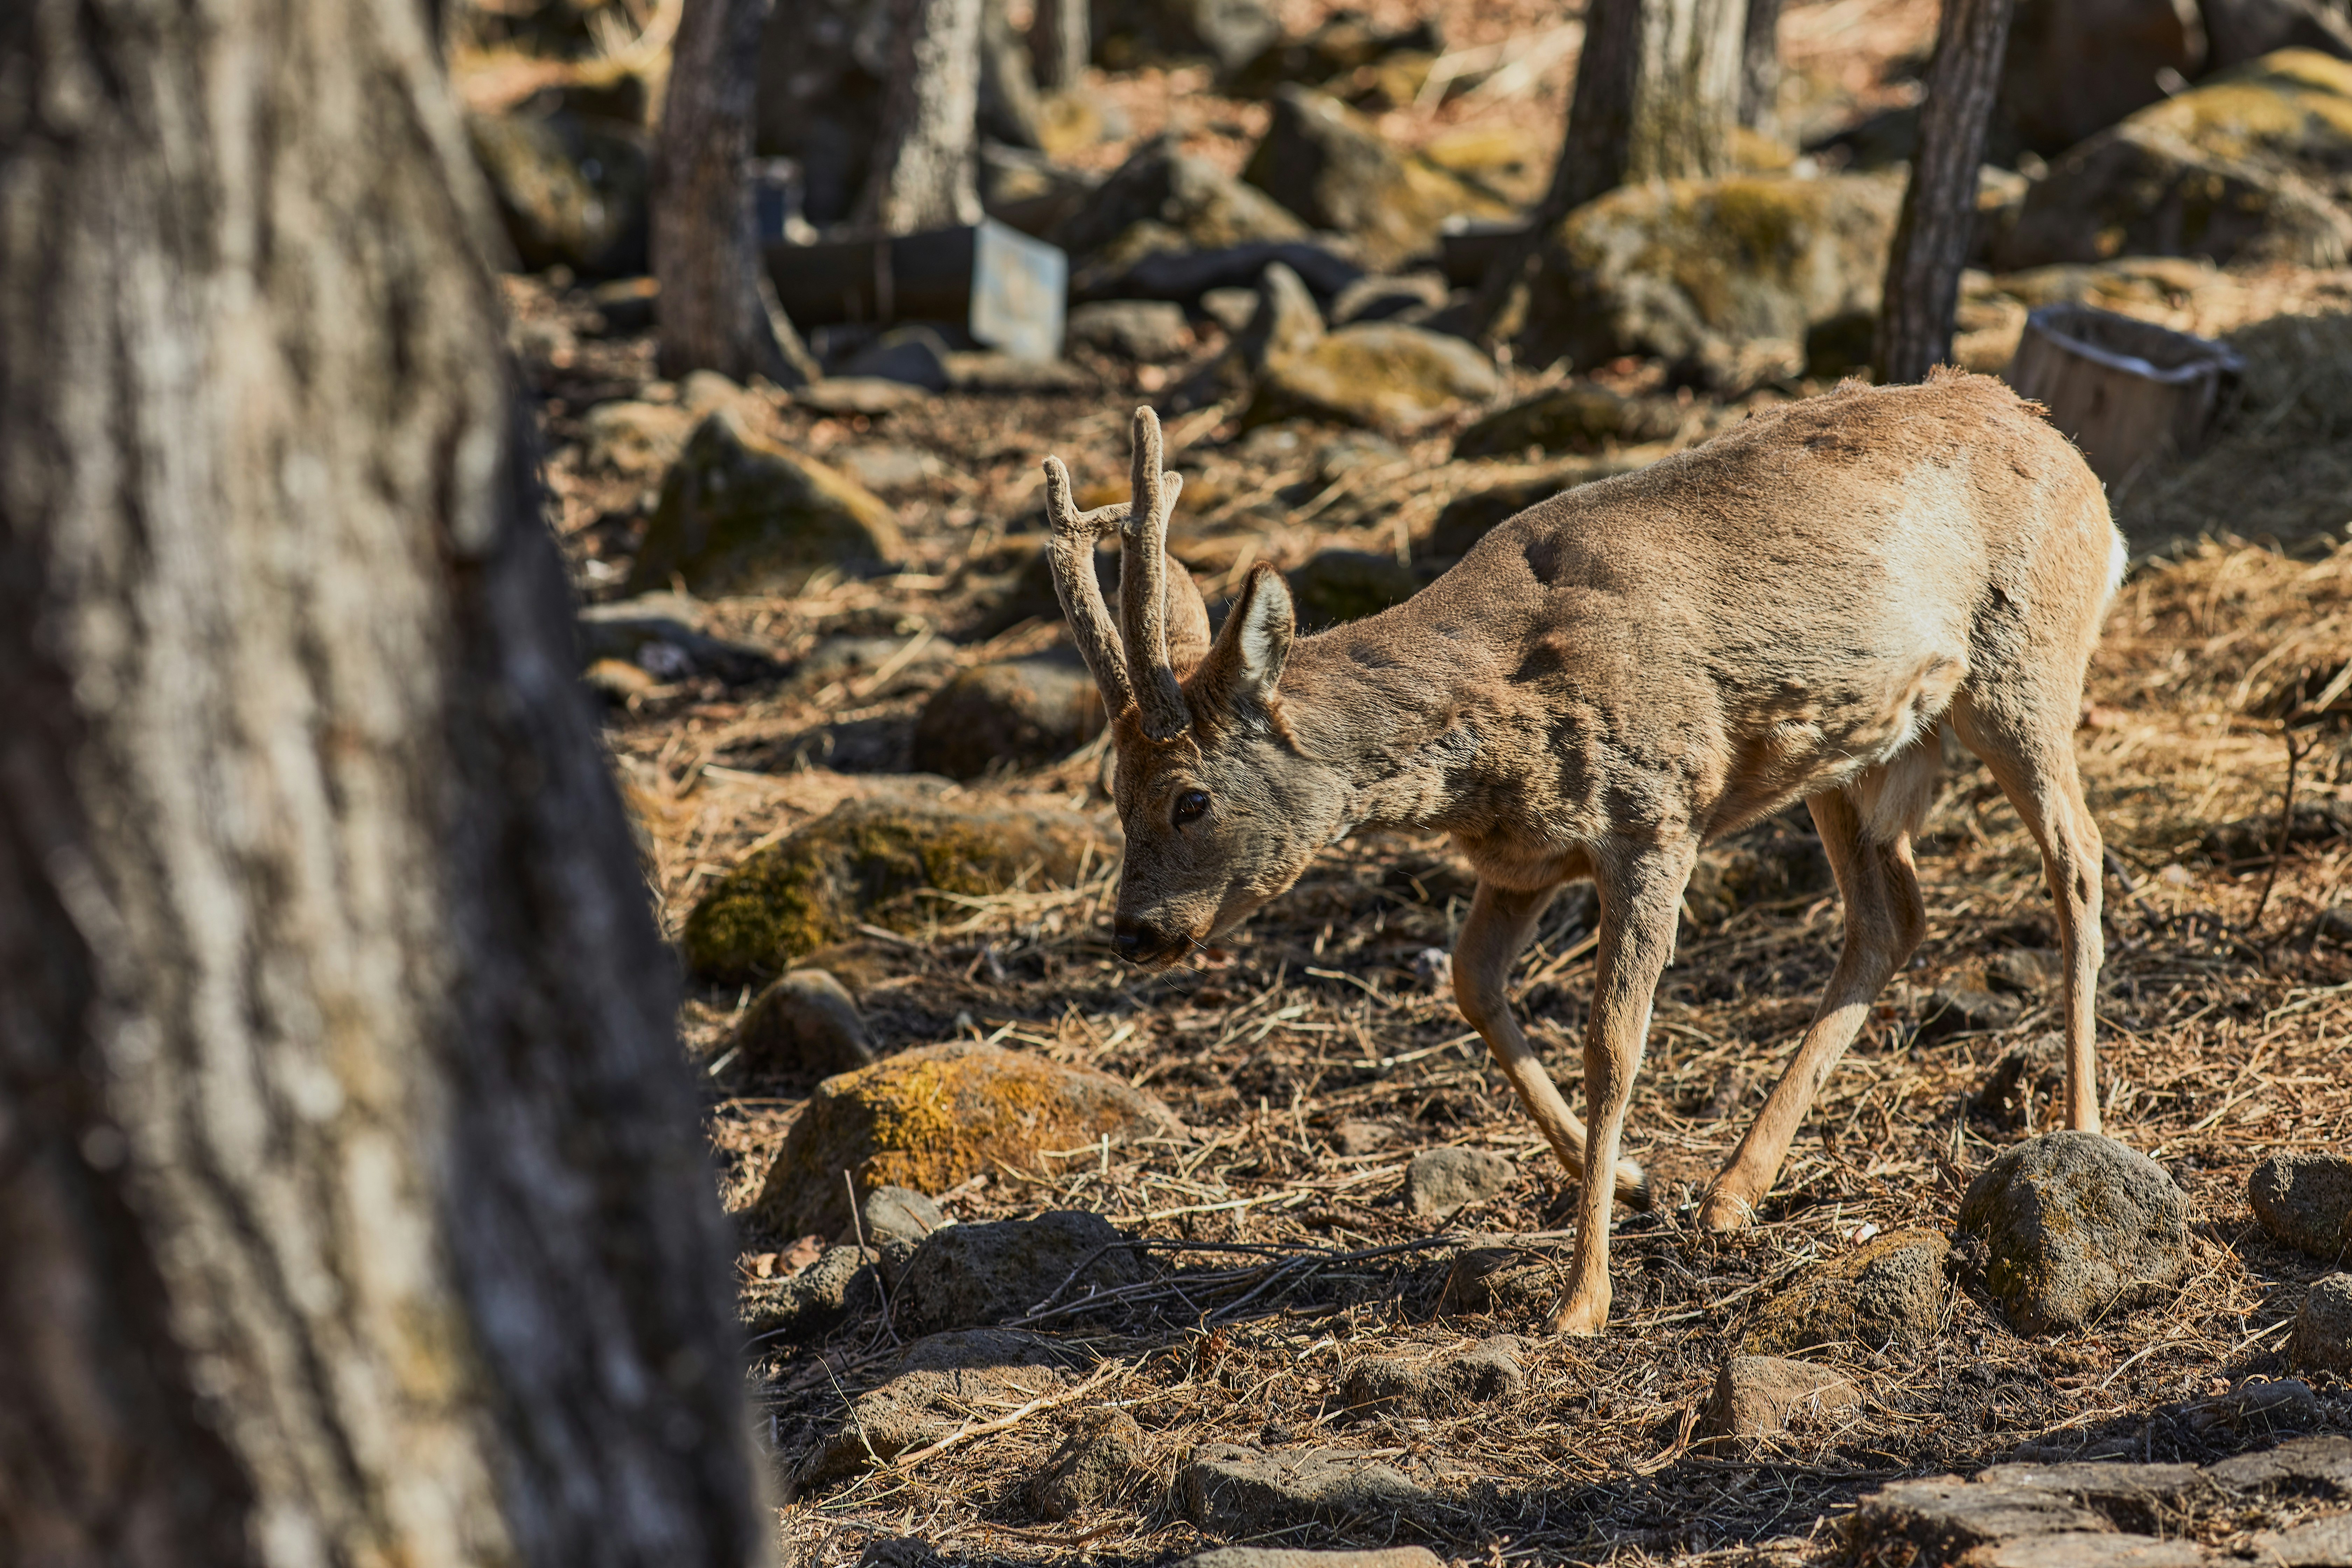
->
[1043,408,1345,967]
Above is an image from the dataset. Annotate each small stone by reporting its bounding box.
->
[1339,1336,1522,1415]
[1986,948,2065,994]
[1030,1407,1145,1519]
[733,969,874,1077]
[1237,261,1326,369]
[831,443,937,493]
[2292,1274,2352,1377]
[1200,287,1259,334]
[854,1185,951,1250]
[1742,1228,1951,1354]
[1438,1236,1574,1317]
[853,1539,938,1568]
[1919,985,2026,1042]
[1699,1355,1861,1441]
[1285,548,1421,631]
[1179,1444,1466,1535]
[1976,1033,2067,1132]
[2179,1379,2320,1442]
[794,1328,1083,1489]
[739,1242,880,1345]
[1955,1130,2193,1334]
[2250,1151,2352,1262]
[1066,299,1193,361]
[898,1210,1149,1334]
[1404,1147,1516,1223]
[908,656,1106,780]
[840,325,953,391]
[1332,1120,1398,1155]
[792,377,935,417]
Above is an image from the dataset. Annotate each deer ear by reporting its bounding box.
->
[1197,562,1294,710]
[1164,549,1211,677]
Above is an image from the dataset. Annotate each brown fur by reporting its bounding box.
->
[1046,377,2123,1334]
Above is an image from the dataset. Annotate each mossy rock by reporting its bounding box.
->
[624,410,903,597]
[1997,49,2352,270]
[1520,171,1904,390]
[684,792,1113,983]
[1954,1130,2192,1334]
[1743,1228,1951,1354]
[1452,384,1688,460]
[1244,322,1498,434]
[752,1042,1181,1236]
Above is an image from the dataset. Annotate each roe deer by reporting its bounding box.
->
[1042,371,2123,1335]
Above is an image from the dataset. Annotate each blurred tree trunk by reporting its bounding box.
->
[1030,0,1090,90]
[1740,0,1783,136]
[1875,0,2015,383]
[0,3,764,1565]
[857,0,987,232]
[657,0,820,384]
[1544,0,1746,222]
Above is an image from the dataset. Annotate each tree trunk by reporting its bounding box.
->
[1544,0,1746,224]
[0,4,764,1565]
[1030,0,1089,90]
[1740,0,1784,136]
[657,0,820,384]
[856,0,987,233]
[1874,0,2015,384]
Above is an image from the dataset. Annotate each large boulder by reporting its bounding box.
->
[1995,0,2210,159]
[897,1210,1149,1332]
[465,105,650,277]
[1055,135,1309,270]
[1518,172,1906,390]
[1243,322,1499,433]
[1954,1131,2194,1333]
[793,1328,1085,1488]
[751,1041,1180,1235]
[683,792,1110,981]
[1996,50,2352,271]
[2249,1150,2352,1260]
[909,656,1107,779]
[624,411,903,597]
[1742,1228,1950,1354]
[1242,88,1511,268]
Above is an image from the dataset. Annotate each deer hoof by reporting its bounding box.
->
[1545,1294,1610,1337]
[1694,1185,1756,1233]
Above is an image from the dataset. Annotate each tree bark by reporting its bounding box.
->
[1544,0,1746,224]
[0,2,764,1564]
[1740,0,1784,136]
[1874,0,2015,384]
[657,0,820,384]
[1029,0,1089,91]
[856,0,987,233]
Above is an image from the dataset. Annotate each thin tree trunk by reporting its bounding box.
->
[856,0,987,233]
[657,0,820,384]
[1544,0,1746,224]
[1030,0,1089,91]
[1740,0,1784,135]
[1875,0,2016,384]
[0,3,764,1564]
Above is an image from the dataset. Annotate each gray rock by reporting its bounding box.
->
[831,443,939,493]
[1699,1355,1862,1441]
[853,1538,938,1568]
[943,352,1087,394]
[1955,1131,2193,1334]
[1919,985,2026,1042]
[1287,550,1421,632]
[2202,1431,2352,1494]
[1742,1228,1950,1354]
[1452,383,1688,460]
[1170,1553,1442,1568]
[1201,286,1259,333]
[1332,1120,1399,1155]
[1094,0,1282,72]
[899,1210,1148,1333]
[1055,135,1307,267]
[1330,270,1449,326]
[1971,1459,2213,1535]
[2250,1512,2352,1567]
[792,377,936,417]
[1179,1444,1467,1534]
[1851,1475,2119,1562]
[2293,1274,2352,1377]
[733,969,874,1076]
[1237,260,1327,369]
[1244,321,1498,433]
[1242,87,1507,268]
[1403,1146,1516,1222]
[2251,1151,2352,1261]
[741,1243,880,1345]
[2178,1379,2321,1443]
[1437,1235,1575,1317]
[1339,1336,1522,1415]
[624,411,903,597]
[840,326,953,391]
[794,1328,1083,1487]
[464,106,650,277]
[1976,1033,2067,1132]
[1066,300,1194,360]
[910,656,1106,779]
[856,1185,952,1250]
[1030,1407,1145,1518]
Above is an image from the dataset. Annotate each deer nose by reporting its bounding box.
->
[1113,917,1172,963]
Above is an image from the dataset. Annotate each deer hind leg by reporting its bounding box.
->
[1547,841,1694,1335]
[1698,768,1929,1233]
[1452,881,1649,1210]
[1950,689,2106,1133]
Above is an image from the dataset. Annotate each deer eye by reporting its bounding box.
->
[1172,789,1210,827]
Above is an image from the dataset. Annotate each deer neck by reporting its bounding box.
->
[1279,642,1488,842]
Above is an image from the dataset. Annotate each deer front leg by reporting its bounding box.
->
[1453,881,1649,1210]
[1548,846,1691,1336]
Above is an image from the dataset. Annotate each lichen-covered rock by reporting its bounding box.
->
[1180,1444,1468,1535]
[2293,1276,2352,1376]
[1030,1407,1147,1518]
[2250,1150,2352,1261]
[1286,549,1421,630]
[752,1042,1179,1235]
[624,411,903,596]
[1402,1147,1516,1223]
[1996,49,2352,271]
[908,657,1106,779]
[794,1329,1085,1488]
[1699,1355,1861,1441]
[1244,322,1498,433]
[1955,1131,2193,1334]
[684,793,1111,982]
[1519,172,1905,391]
[1743,1228,1950,1354]
[1451,384,1689,460]
[898,1210,1150,1332]
[1242,87,1510,268]
[733,968,874,1076]
[465,106,650,277]
[852,1184,951,1248]
[1339,1336,1523,1415]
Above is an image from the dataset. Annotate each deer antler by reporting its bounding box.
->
[1118,407,1192,741]
[1041,453,1136,720]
